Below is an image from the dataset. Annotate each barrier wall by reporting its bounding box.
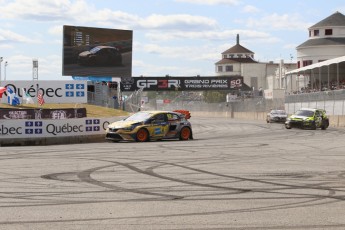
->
[192,111,345,128]
[2,112,344,146]
[0,117,122,146]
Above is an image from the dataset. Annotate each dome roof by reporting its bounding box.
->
[297,37,345,49]
[215,58,257,64]
[222,34,254,55]
[310,11,345,29]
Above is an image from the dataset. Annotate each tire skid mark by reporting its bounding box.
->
[76,164,183,200]
[160,162,343,199]
[0,199,342,227]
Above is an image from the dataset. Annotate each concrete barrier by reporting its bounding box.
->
[0,134,106,146]
[192,111,345,128]
[2,112,343,146]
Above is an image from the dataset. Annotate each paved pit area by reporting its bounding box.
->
[1,117,345,229]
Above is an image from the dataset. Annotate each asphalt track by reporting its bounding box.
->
[1,117,345,230]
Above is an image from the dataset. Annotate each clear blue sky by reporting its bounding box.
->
[0,0,345,81]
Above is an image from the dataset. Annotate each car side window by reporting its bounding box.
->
[98,49,105,55]
[152,114,167,123]
[167,113,179,121]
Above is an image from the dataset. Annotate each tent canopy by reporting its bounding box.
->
[286,55,345,75]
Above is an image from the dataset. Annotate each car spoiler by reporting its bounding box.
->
[174,110,191,119]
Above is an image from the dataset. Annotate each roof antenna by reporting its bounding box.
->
[236,34,239,45]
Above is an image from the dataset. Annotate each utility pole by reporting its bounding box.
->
[4,61,8,81]
[0,57,3,83]
[33,59,38,80]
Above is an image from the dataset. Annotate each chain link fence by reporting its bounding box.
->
[87,86,345,116]
[285,89,345,115]
[144,96,284,114]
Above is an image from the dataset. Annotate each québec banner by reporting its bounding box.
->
[0,117,119,139]
[120,76,251,91]
[0,81,87,104]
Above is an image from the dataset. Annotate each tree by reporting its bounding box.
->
[203,91,228,103]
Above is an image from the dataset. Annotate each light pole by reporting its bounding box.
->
[0,57,3,83]
[4,61,8,81]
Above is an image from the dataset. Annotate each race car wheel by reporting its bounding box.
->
[321,119,329,130]
[179,127,191,140]
[136,128,149,142]
[285,123,291,129]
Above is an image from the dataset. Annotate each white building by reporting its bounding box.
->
[297,11,345,68]
[215,34,296,91]
[285,11,345,93]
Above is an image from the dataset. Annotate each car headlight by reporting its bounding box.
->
[122,122,142,131]
[122,125,135,131]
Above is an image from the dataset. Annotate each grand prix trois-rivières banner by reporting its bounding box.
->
[120,76,251,91]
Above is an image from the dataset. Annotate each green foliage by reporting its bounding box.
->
[203,91,228,103]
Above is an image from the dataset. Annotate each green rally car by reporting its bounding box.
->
[285,108,329,130]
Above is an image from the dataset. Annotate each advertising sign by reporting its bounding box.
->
[121,76,251,91]
[0,81,87,103]
[63,25,133,77]
[0,108,87,120]
[0,117,119,139]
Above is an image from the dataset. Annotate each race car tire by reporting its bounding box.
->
[285,123,291,129]
[136,128,149,142]
[310,122,317,130]
[321,119,329,130]
[179,127,191,140]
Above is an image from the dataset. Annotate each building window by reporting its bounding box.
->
[218,66,223,72]
[303,60,313,67]
[225,65,233,72]
[297,61,300,68]
[223,55,227,59]
[325,29,332,35]
[309,31,311,37]
[314,30,319,36]
[250,77,258,90]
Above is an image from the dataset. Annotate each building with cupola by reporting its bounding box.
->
[215,34,296,92]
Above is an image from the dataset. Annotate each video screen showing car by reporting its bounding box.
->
[63,25,133,77]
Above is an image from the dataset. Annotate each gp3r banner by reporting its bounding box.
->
[120,76,251,91]
[0,80,87,104]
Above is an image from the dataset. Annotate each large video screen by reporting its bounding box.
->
[63,25,133,77]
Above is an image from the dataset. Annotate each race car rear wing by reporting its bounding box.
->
[174,110,191,119]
